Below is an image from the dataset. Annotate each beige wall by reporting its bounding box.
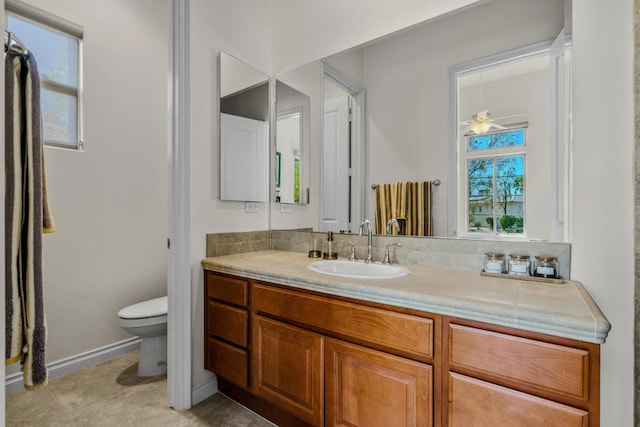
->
[6,0,170,371]
[270,0,481,74]
[571,1,634,426]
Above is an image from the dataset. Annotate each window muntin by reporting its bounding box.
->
[7,14,82,149]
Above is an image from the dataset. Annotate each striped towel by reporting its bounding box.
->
[5,50,55,389]
[375,181,432,236]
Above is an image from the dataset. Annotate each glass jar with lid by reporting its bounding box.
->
[484,252,505,274]
[534,255,559,278]
[508,254,531,276]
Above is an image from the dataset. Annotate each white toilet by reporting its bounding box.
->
[118,296,168,376]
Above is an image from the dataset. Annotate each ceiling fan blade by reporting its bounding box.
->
[476,110,490,120]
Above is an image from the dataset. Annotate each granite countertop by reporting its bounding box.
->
[201,250,611,344]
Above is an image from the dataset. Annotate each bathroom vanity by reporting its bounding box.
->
[202,251,609,427]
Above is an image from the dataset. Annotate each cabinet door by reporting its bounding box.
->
[326,338,433,427]
[252,315,324,426]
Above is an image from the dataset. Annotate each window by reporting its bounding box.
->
[452,36,571,241]
[6,2,82,149]
[465,129,526,235]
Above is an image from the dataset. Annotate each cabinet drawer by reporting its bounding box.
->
[448,372,588,427]
[206,337,248,388]
[206,272,248,307]
[448,324,589,401]
[253,283,433,361]
[208,301,248,347]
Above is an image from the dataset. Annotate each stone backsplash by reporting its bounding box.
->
[207,229,571,279]
[205,230,270,257]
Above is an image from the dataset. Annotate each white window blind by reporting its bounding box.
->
[6,0,83,150]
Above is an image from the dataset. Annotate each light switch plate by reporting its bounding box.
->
[280,203,292,213]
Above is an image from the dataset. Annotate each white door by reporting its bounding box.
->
[220,113,269,202]
[321,95,350,232]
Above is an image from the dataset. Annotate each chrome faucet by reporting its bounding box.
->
[359,219,374,263]
[345,241,357,261]
[382,243,402,264]
[386,218,400,235]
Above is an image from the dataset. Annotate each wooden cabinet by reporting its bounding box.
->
[204,270,601,427]
[251,280,436,427]
[325,338,433,427]
[204,271,250,388]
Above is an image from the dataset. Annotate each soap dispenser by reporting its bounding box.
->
[322,231,338,260]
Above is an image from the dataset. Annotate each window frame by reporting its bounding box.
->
[5,5,83,150]
[448,36,570,241]
[462,127,528,237]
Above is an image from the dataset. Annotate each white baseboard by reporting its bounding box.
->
[191,374,218,406]
[5,337,141,394]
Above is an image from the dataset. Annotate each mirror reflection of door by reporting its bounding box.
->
[220,113,269,201]
[275,80,311,205]
[276,108,302,203]
[219,51,270,202]
[321,77,351,233]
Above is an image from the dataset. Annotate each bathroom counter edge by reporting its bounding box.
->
[201,250,610,344]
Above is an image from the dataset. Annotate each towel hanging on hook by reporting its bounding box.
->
[374,181,433,236]
[5,44,55,390]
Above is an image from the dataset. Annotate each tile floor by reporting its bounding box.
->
[6,351,275,426]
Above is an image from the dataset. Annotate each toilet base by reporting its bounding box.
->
[138,334,167,376]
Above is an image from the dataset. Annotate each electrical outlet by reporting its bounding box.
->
[245,202,259,213]
[280,203,292,213]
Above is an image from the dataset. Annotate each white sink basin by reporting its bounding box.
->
[307,260,410,280]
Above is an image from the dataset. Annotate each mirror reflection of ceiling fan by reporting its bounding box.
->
[460,110,507,135]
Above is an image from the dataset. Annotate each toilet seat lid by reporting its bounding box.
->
[118,296,167,319]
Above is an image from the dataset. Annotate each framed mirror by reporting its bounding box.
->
[270,62,321,232]
[271,0,570,242]
[219,51,270,202]
[275,80,311,204]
